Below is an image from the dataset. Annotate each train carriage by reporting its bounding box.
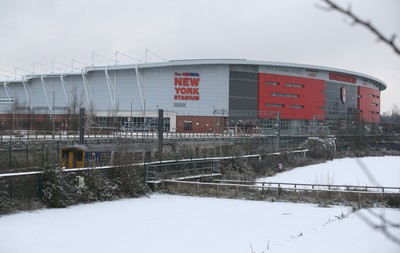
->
[61,144,113,168]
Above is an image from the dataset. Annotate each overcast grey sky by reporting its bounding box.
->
[0,0,399,113]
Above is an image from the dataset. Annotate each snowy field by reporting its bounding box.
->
[259,156,400,187]
[0,156,399,253]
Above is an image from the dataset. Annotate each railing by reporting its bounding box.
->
[146,159,221,182]
[0,130,305,143]
[215,179,400,193]
[162,179,400,195]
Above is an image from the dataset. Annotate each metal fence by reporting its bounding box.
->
[161,180,400,205]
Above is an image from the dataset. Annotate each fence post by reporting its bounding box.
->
[56,141,60,158]
[8,142,12,167]
[26,143,29,165]
[9,181,13,199]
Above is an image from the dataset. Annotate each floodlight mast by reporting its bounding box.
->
[15,67,32,79]
[51,60,69,73]
[33,61,51,74]
[115,50,141,63]
[145,48,167,63]
[92,52,117,66]
[71,59,88,71]
[0,68,13,79]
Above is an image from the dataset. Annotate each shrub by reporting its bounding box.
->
[114,165,148,198]
[40,166,70,208]
[38,149,70,208]
[220,146,256,181]
[79,170,119,202]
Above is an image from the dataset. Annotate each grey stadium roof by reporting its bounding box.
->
[1,59,387,91]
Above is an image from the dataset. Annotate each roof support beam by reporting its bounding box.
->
[81,72,92,106]
[105,67,116,111]
[22,78,32,108]
[40,75,52,112]
[134,65,146,111]
[60,75,70,105]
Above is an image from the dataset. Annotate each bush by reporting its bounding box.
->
[40,166,70,208]
[74,170,119,202]
[114,165,148,198]
[220,146,256,181]
[0,180,11,214]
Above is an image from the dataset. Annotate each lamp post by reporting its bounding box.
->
[276,111,281,151]
[51,90,55,139]
[130,100,133,119]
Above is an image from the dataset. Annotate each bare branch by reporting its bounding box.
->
[320,0,400,56]
[355,159,380,187]
[357,210,400,245]
[367,209,400,229]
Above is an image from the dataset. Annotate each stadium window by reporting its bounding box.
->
[174,102,186,108]
[0,98,15,104]
[285,83,304,88]
[289,105,304,109]
[271,93,299,98]
[265,103,284,108]
[265,81,279,86]
[183,121,192,131]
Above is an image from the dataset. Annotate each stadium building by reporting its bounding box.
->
[0,59,386,135]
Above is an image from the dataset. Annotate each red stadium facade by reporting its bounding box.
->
[258,73,325,120]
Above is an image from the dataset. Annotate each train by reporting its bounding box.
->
[61,144,113,169]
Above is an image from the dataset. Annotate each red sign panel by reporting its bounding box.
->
[329,73,356,84]
[174,72,200,101]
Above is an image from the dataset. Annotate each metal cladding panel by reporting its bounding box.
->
[258,73,325,120]
[141,64,229,116]
[5,65,229,116]
[358,86,380,123]
[0,82,26,113]
[64,74,88,108]
[114,69,144,111]
[90,71,113,110]
[30,78,48,108]
[4,74,88,111]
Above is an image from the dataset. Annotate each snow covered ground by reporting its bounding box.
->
[0,156,399,253]
[259,156,400,187]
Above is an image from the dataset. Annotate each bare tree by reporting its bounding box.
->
[6,97,29,132]
[69,87,85,115]
[86,101,97,134]
[318,1,400,246]
[68,87,85,131]
[318,0,400,56]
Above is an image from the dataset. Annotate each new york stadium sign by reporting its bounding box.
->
[174,72,200,101]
